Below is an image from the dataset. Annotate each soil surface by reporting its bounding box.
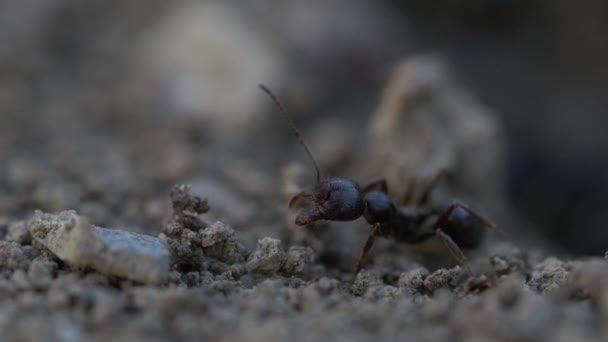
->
[1,2,607,341]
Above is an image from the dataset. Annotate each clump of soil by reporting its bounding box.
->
[1,177,608,341]
[0,10,604,338]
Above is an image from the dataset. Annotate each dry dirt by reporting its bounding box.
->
[1,2,607,340]
[1,55,608,341]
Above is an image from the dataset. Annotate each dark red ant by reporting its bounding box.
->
[259,84,500,282]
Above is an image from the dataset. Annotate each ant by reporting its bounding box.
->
[259,84,500,283]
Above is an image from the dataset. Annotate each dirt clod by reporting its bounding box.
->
[246,237,285,274]
[282,246,314,274]
[6,221,30,245]
[0,241,32,270]
[528,257,569,294]
[200,221,244,264]
[398,267,430,289]
[423,266,462,292]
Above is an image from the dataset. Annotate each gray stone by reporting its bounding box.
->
[369,56,506,208]
[28,210,170,284]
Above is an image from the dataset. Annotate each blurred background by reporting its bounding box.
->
[0,0,606,255]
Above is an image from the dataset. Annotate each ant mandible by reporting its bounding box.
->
[259,84,500,283]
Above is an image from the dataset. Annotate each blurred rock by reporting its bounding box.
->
[568,258,608,316]
[132,0,286,143]
[369,56,506,207]
[28,210,170,284]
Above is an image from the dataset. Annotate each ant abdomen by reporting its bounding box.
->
[431,200,487,249]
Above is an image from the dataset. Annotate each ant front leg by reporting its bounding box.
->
[351,223,381,283]
[363,178,388,194]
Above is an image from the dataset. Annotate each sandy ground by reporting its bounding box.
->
[1,2,608,341]
[1,56,608,341]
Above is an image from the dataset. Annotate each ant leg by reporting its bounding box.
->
[443,200,504,235]
[401,177,417,205]
[351,223,381,283]
[417,169,450,206]
[436,229,474,276]
[363,178,388,193]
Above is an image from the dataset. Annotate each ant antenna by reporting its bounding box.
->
[258,84,321,184]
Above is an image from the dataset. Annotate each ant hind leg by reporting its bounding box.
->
[436,229,474,276]
[401,177,417,205]
[417,169,450,206]
[443,200,504,236]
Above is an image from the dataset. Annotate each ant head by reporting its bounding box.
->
[258,85,364,225]
[290,177,365,225]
